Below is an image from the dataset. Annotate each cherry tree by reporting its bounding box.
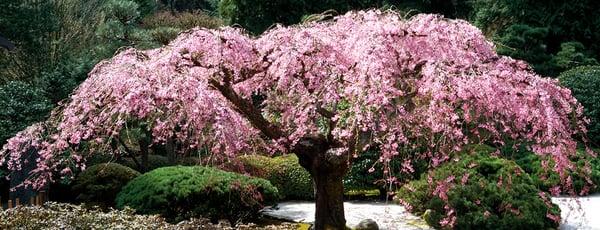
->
[1,10,592,229]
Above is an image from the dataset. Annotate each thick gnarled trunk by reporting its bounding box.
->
[294,137,349,230]
[313,169,346,230]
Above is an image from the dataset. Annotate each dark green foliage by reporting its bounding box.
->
[120,154,170,172]
[115,166,279,224]
[72,163,141,208]
[344,148,427,198]
[39,56,98,104]
[132,0,158,17]
[218,0,385,34]
[396,154,560,230]
[161,0,221,12]
[237,154,313,200]
[345,152,383,191]
[551,42,598,73]
[176,156,202,166]
[559,66,600,145]
[149,27,182,45]
[0,81,52,145]
[469,0,600,76]
[86,153,120,166]
[142,10,224,30]
[0,0,59,82]
[509,148,600,194]
[96,0,158,51]
[495,24,554,74]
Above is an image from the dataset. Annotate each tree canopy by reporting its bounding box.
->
[1,10,592,229]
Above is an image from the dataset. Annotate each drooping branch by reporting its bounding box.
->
[208,77,284,141]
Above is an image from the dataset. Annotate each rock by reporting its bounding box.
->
[422,209,432,221]
[356,219,379,230]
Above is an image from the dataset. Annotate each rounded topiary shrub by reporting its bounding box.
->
[559,66,600,145]
[72,163,141,208]
[237,154,314,200]
[396,154,560,230]
[115,166,279,224]
[119,154,170,172]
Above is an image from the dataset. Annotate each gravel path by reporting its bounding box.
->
[261,201,431,230]
[552,195,600,230]
[262,196,600,230]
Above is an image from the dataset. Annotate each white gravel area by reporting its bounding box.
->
[261,201,431,230]
[552,195,600,230]
[262,196,600,230]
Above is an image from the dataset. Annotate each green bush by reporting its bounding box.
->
[72,163,141,208]
[141,10,224,30]
[512,149,600,194]
[559,66,600,145]
[120,154,170,172]
[237,154,314,200]
[116,166,279,224]
[0,81,53,145]
[396,154,560,230]
[551,42,598,73]
[149,26,181,45]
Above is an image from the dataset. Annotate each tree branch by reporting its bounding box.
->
[209,76,284,141]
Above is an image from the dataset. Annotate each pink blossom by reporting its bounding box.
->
[0,10,591,200]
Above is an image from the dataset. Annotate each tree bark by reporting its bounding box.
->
[294,137,349,230]
[139,138,150,172]
[312,168,347,230]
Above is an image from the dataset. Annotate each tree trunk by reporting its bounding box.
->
[165,137,176,164]
[294,137,349,230]
[139,138,149,172]
[312,169,347,230]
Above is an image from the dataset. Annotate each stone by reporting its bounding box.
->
[355,219,379,230]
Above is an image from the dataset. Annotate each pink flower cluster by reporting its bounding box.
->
[0,10,591,199]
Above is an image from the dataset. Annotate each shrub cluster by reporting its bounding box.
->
[510,148,600,194]
[396,154,560,230]
[72,163,141,208]
[116,166,279,224]
[237,154,314,200]
[0,202,298,229]
[142,10,224,30]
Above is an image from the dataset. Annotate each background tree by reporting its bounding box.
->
[559,66,600,146]
[469,0,600,76]
[1,11,591,229]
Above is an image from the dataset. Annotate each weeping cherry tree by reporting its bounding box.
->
[1,10,594,229]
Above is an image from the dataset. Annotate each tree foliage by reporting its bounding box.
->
[559,66,600,145]
[218,0,385,34]
[469,0,600,76]
[0,82,52,146]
